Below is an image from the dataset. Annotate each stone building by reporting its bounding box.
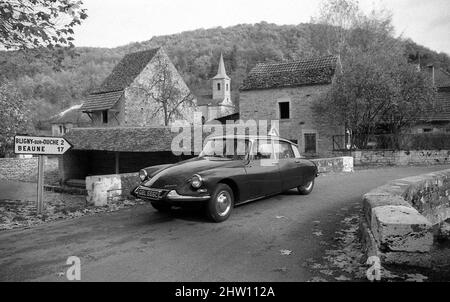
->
[239,55,344,157]
[60,47,198,186]
[80,47,196,127]
[60,127,194,184]
[412,65,450,133]
[197,53,236,122]
[49,104,90,136]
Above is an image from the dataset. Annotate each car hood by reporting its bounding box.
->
[142,157,241,189]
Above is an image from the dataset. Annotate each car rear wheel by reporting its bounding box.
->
[150,201,171,212]
[206,183,234,222]
[298,180,314,195]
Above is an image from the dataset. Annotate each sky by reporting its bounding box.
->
[73,0,450,55]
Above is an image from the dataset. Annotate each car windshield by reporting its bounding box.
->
[200,138,249,160]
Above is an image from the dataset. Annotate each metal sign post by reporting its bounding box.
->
[37,155,45,214]
[14,135,72,215]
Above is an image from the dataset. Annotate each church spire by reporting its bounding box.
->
[213,53,230,80]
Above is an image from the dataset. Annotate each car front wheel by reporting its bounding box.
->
[297,180,314,195]
[206,183,234,222]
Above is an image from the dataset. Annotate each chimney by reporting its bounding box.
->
[427,64,435,86]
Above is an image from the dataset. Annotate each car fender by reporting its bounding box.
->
[198,166,247,201]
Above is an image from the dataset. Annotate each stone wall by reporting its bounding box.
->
[125,48,196,127]
[361,169,450,267]
[312,156,353,173]
[86,172,139,206]
[239,85,345,158]
[0,157,59,183]
[339,150,450,166]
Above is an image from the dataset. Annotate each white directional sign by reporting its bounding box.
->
[14,135,72,155]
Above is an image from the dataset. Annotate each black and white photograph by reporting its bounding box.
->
[1,0,450,288]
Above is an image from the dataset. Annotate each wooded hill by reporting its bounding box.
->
[1,22,449,124]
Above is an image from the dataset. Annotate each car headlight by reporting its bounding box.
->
[139,169,148,182]
[191,174,203,188]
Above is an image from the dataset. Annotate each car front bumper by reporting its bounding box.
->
[131,186,211,204]
[165,190,211,202]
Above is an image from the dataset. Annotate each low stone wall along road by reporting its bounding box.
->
[0,165,449,282]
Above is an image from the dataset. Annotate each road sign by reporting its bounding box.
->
[14,135,72,214]
[14,135,72,155]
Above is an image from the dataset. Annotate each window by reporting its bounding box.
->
[58,125,67,134]
[226,83,229,91]
[304,133,317,154]
[217,83,221,91]
[423,128,432,133]
[102,110,108,124]
[278,102,290,119]
[253,139,273,160]
[200,138,249,160]
[274,141,295,159]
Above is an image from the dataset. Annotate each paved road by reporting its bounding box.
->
[0,165,449,282]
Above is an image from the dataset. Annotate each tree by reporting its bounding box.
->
[131,53,195,126]
[312,0,437,148]
[380,64,437,136]
[0,80,32,156]
[0,0,87,50]
[310,0,361,58]
[315,48,393,148]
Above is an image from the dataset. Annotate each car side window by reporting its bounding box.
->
[274,141,295,159]
[292,144,302,158]
[252,139,273,160]
[232,139,250,160]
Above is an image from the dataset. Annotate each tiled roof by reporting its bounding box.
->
[81,48,160,112]
[80,90,123,112]
[422,88,450,121]
[240,55,338,91]
[214,113,240,124]
[64,126,227,153]
[64,127,181,152]
[95,48,160,93]
[435,68,450,88]
[49,104,91,125]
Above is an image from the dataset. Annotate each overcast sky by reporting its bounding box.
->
[73,0,450,55]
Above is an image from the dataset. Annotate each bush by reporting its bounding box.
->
[371,134,450,150]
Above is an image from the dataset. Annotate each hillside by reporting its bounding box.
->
[1,22,449,124]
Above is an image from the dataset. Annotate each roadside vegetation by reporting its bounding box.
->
[311,0,437,149]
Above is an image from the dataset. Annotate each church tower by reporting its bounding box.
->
[212,53,231,103]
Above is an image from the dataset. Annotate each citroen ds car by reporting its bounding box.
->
[132,135,318,222]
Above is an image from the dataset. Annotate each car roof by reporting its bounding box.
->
[207,135,297,145]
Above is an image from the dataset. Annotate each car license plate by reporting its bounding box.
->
[136,188,162,200]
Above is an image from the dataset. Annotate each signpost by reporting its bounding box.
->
[14,135,72,214]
